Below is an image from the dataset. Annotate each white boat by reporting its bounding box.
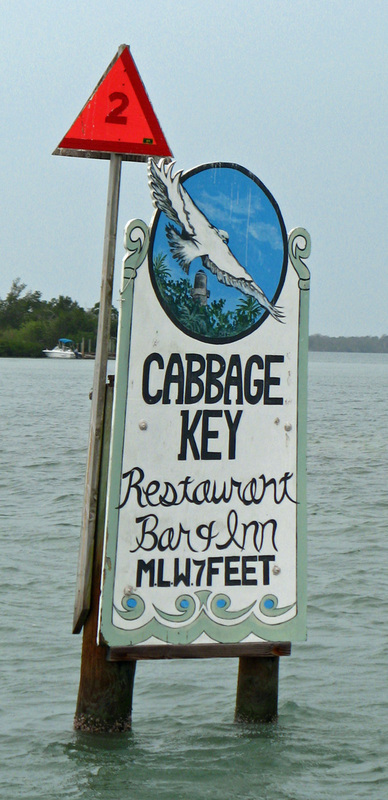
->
[42,338,79,359]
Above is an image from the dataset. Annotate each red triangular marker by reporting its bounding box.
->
[53,45,173,161]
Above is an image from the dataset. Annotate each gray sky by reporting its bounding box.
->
[1,0,386,336]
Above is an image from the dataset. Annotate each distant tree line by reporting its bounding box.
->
[1,279,387,357]
[0,279,117,357]
[309,334,388,353]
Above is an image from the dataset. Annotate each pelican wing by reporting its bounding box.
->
[202,237,254,283]
[148,158,213,239]
[202,252,283,321]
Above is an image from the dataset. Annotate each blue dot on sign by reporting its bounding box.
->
[180,599,189,609]
[264,598,275,609]
[216,599,227,608]
[126,598,137,609]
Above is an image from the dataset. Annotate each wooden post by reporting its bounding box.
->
[74,379,136,732]
[235,656,279,723]
[73,153,122,634]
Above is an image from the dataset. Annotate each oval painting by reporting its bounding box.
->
[148,161,287,344]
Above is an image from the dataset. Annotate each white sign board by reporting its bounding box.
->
[99,160,310,651]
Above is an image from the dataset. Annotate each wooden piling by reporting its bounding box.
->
[235,656,279,723]
[74,379,136,732]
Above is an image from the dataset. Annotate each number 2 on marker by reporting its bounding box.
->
[105,92,129,125]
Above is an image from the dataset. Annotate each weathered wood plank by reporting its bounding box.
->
[73,153,122,634]
[107,642,291,661]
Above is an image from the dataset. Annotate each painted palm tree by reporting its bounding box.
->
[153,253,171,282]
[236,296,262,325]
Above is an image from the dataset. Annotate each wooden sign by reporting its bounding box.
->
[53,45,172,161]
[98,160,310,654]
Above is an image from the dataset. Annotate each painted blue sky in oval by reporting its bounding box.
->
[150,163,287,316]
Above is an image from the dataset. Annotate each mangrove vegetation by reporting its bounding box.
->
[0,279,117,357]
[1,278,387,356]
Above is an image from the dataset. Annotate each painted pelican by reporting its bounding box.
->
[148,158,283,322]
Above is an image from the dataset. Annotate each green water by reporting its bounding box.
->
[1,353,387,799]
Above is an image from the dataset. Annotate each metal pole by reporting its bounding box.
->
[73,153,122,633]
